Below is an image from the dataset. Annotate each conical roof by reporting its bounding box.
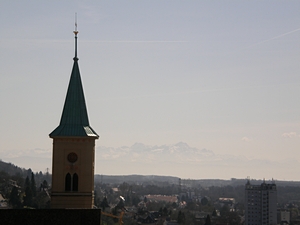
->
[49,32,99,138]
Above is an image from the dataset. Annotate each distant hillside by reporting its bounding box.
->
[0,160,28,177]
[95,174,179,185]
[183,178,300,187]
[1,159,299,188]
[95,174,300,187]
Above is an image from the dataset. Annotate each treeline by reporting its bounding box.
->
[0,161,51,209]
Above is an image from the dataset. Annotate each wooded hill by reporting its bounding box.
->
[1,159,299,187]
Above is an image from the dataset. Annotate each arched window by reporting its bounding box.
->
[65,173,71,191]
[65,173,79,192]
[73,173,78,191]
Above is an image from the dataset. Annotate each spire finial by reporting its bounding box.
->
[73,13,78,60]
[74,12,78,35]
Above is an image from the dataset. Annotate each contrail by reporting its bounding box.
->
[245,27,300,49]
[86,40,188,43]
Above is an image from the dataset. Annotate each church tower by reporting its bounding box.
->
[49,26,99,208]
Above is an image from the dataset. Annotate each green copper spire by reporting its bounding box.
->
[49,28,98,138]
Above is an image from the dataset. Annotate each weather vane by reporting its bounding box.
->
[73,13,78,59]
[74,13,78,36]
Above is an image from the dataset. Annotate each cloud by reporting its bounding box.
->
[3,142,300,180]
[242,137,251,142]
[282,132,298,138]
[1,148,51,159]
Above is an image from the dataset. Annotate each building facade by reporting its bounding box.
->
[49,29,99,208]
[245,180,277,225]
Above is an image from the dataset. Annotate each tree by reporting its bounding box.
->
[181,194,186,202]
[27,168,32,177]
[45,168,50,184]
[100,196,110,211]
[9,186,21,208]
[23,176,33,207]
[116,197,125,210]
[220,204,230,217]
[201,196,209,206]
[212,208,217,217]
[31,172,36,197]
[119,182,130,196]
[163,207,168,216]
[41,180,48,190]
[23,185,33,207]
[204,214,211,225]
[159,207,163,215]
[186,201,199,210]
[177,210,185,224]
[131,195,140,207]
[172,202,177,208]
[34,191,50,209]
[227,211,241,225]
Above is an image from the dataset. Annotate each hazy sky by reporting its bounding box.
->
[1,1,300,180]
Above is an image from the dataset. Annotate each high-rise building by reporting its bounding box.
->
[49,27,99,208]
[245,180,277,225]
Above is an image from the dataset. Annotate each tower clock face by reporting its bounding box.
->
[67,152,78,163]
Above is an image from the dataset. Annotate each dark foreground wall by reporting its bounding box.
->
[0,209,101,225]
